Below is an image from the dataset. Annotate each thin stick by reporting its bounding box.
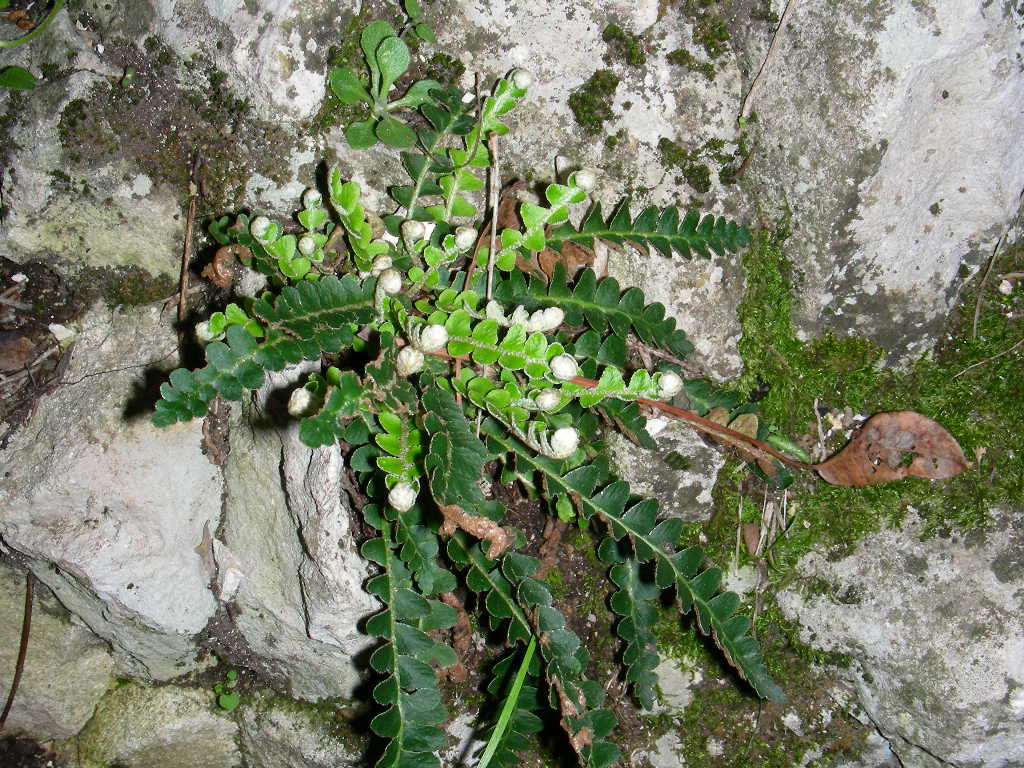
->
[740,0,797,120]
[972,232,1005,341]
[485,134,500,301]
[951,338,1024,380]
[417,341,816,470]
[999,271,1024,281]
[178,155,201,347]
[0,571,34,730]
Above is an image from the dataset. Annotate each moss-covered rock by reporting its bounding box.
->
[57,682,240,768]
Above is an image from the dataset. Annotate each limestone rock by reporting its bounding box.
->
[0,559,114,741]
[57,682,241,768]
[742,0,1024,358]
[219,365,375,700]
[237,694,363,768]
[0,303,222,679]
[609,421,726,521]
[776,508,1024,767]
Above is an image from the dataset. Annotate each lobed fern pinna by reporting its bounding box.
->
[151,18,872,768]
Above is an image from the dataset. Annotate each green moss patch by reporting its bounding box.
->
[602,24,647,67]
[732,227,1023,553]
[568,69,619,135]
[658,138,712,194]
[667,48,716,80]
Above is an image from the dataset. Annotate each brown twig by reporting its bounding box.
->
[0,570,35,730]
[0,346,58,392]
[733,148,756,181]
[951,338,1024,380]
[972,231,1005,341]
[576,375,818,471]
[439,592,472,683]
[535,517,568,581]
[740,0,798,120]
[178,154,203,347]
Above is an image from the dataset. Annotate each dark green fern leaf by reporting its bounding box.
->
[501,553,621,768]
[362,526,457,768]
[484,421,783,703]
[390,507,457,596]
[493,264,693,359]
[593,483,785,703]
[253,273,377,354]
[152,276,377,426]
[298,371,366,447]
[597,398,656,450]
[422,386,488,512]
[548,200,751,259]
[681,378,742,415]
[447,535,532,645]
[606,558,662,710]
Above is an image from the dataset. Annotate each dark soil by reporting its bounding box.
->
[0,259,82,447]
[0,738,68,768]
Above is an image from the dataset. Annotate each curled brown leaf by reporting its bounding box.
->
[816,411,970,487]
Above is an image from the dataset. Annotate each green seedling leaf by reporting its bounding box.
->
[376,115,417,148]
[0,66,35,90]
[375,35,411,95]
[329,67,371,104]
[218,692,241,710]
[414,23,435,42]
[345,119,378,150]
[389,78,442,109]
[360,20,396,96]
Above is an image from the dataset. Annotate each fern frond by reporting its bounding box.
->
[442,309,561,378]
[298,371,367,447]
[607,558,661,710]
[389,86,476,223]
[447,535,532,645]
[422,386,488,512]
[681,378,743,416]
[501,553,621,768]
[393,508,457,596]
[483,421,784,703]
[593,484,785,702]
[493,264,694,359]
[363,524,457,768]
[152,275,377,426]
[548,201,751,259]
[596,398,656,450]
[422,387,511,557]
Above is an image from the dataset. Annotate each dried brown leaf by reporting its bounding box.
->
[536,240,595,281]
[816,411,970,487]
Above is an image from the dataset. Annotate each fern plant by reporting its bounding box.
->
[154,29,819,768]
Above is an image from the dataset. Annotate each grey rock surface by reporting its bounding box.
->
[0,303,222,679]
[237,693,362,768]
[56,682,241,768]
[0,559,114,741]
[742,0,1024,358]
[609,420,726,521]
[776,508,1024,768]
[220,365,375,701]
